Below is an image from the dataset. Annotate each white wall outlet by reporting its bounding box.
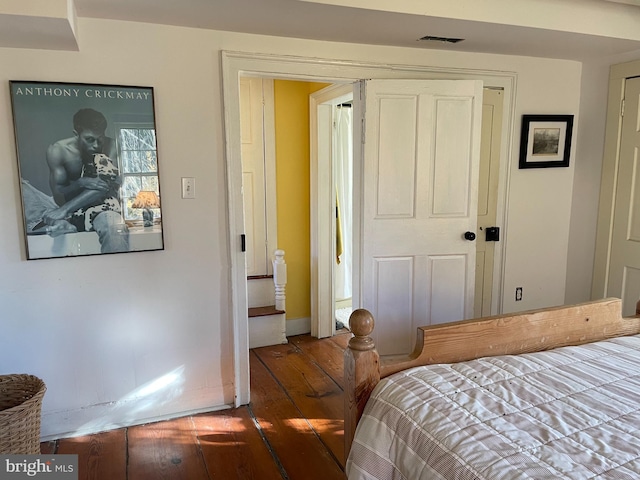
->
[182,177,195,199]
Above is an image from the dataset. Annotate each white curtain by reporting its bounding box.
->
[334,105,353,301]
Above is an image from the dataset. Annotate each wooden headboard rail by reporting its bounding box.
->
[344,298,640,455]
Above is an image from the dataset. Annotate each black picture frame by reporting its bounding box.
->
[519,114,573,169]
[9,81,164,260]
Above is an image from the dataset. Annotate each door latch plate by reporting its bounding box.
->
[486,227,500,242]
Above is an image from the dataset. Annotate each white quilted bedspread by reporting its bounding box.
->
[346,335,640,479]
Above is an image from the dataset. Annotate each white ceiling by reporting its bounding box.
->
[4,0,640,61]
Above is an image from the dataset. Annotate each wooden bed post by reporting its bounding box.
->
[344,308,380,457]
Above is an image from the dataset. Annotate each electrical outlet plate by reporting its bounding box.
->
[515,287,523,301]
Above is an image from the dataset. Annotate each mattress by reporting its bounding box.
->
[346,335,640,479]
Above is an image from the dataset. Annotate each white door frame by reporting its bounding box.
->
[221,50,517,405]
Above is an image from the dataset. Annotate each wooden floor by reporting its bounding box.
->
[40,331,351,480]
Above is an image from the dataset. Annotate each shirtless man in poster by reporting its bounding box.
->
[43,108,129,253]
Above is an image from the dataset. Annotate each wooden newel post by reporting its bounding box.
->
[344,308,380,457]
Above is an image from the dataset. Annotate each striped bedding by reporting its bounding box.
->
[346,335,640,479]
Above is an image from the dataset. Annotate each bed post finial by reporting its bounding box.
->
[345,308,380,458]
[348,308,375,351]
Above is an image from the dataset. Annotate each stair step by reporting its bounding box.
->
[249,305,285,318]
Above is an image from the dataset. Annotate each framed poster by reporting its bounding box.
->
[519,114,574,169]
[9,81,164,260]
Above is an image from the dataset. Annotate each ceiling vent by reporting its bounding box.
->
[418,35,464,44]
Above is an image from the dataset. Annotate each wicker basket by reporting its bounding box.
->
[0,374,46,454]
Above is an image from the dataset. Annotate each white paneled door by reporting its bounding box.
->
[354,79,483,355]
[239,77,277,276]
[608,76,640,316]
[240,77,267,276]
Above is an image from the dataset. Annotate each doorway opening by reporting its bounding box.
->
[222,51,516,406]
[332,103,353,330]
[241,77,349,345]
[239,78,505,346]
[310,84,354,338]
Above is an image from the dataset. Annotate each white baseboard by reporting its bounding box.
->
[336,297,352,309]
[286,317,311,337]
[40,384,231,441]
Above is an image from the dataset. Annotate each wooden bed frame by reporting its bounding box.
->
[344,297,640,454]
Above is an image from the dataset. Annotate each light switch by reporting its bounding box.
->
[182,177,195,199]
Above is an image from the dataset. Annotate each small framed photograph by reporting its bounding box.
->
[9,81,164,260]
[518,114,574,169]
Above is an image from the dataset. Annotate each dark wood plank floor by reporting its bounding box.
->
[40,331,350,480]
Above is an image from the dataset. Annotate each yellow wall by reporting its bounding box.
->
[274,80,330,320]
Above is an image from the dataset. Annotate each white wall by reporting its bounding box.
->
[0,21,235,439]
[0,17,583,439]
[499,64,581,312]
